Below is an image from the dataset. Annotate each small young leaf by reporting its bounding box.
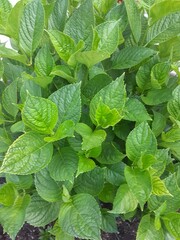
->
[0,132,53,175]
[76,155,96,177]
[101,209,117,233]
[19,0,44,56]
[22,94,58,134]
[49,82,81,124]
[0,183,18,206]
[111,184,138,214]
[151,62,170,89]
[126,122,157,162]
[25,193,60,227]
[152,176,172,196]
[59,193,102,240]
[163,212,180,239]
[125,166,152,210]
[167,85,180,121]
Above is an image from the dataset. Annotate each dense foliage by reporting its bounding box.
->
[0,0,180,239]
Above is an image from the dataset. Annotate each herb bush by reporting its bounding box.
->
[0,0,180,239]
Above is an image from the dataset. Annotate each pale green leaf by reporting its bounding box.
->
[125,166,152,210]
[123,98,152,122]
[48,147,78,182]
[2,80,18,118]
[152,176,172,196]
[167,85,180,121]
[59,193,102,240]
[34,44,54,76]
[0,194,30,240]
[111,184,138,214]
[19,0,44,55]
[26,193,60,227]
[22,94,58,134]
[76,155,96,177]
[0,132,53,175]
[147,12,180,44]
[124,0,141,42]
[50,221,74,240]
[93,0,116,16]
[163,212,180,239]
[0,0,12,29]
[162,127,180,142]
[48,0,68,31]
[112,46,155,69]
[64,0,94,50]
[126,122,157,162]
[74,167,104,196]
[0,183,18,206]
[35,168,63,202]
[137,214,164,240]
[49,82,81,124]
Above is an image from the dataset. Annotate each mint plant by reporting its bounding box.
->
[0,0,180,239]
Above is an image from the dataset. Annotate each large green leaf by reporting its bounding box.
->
[35,168,63,202]
[90,75,126,127]
[64,0,94,50]
[34,44,54,76]
[74,167,104,196]
[137,214,164,240]
[25,193,60,227]
[112,46,155,69]
[59,193,102,240]
[167,85,180,121]
[22,94,58,134]
[125,166,152,210]
[48,0,68,31]
[126,122,157,162]
[111,184,138,214]
[124,0,141,42]
[49,83,81,124]
[149,0,180,25]
[0,194,30,240]
[48,147,78,183]
[123,98,152,122]
[163,212,180,239]
[0,132,53,175]
[19,0,44,56]
[147,12,180,44]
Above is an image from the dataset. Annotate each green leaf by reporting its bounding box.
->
[93,0,116,16]
[152,111,166,137]
[34,44,54,76]
[0,127,12,153]
[64,0,94,50]
[101,209,117,233]
[19,0,45,56]
[74,167,104,196]
[152,176,172,196]
[50,65,76,83]
[123,98,152,122]
[2,80,18,118]
[44,120,75,142]
[147,12,180,44]
[0,0,12,30]
[137,214,164,240]
[162,127,180,142]
[35,168,63,202]
[163,212,180,239]
[26,193,60,227]
[124,0,141,42]
[76,155,96,177]
[59,193,102,240]
[75,123,106,151]
[125,166,152,210]
[0,183,18,206]
[47,30,76,62]
[96,20,121,54]
[0,194,30,240]
[90,75,126,127]
[141,87,173,105]
[105,162,126,186]
[50,221,74,240]
[6,174,33,190]
[149,0,180,25]
[49,82,81,124]
[98,183,117,203]
[48,147,78,182]
[111,184,138,214]
[152,149,170,177]
[126,122,157,162]
[112,46,155,69]
[22,94,58,134]
[97,142,125,164]
[0,132,53,175]
[151,62,170,89]
[167,85,180,121]
[48,0,68,31]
